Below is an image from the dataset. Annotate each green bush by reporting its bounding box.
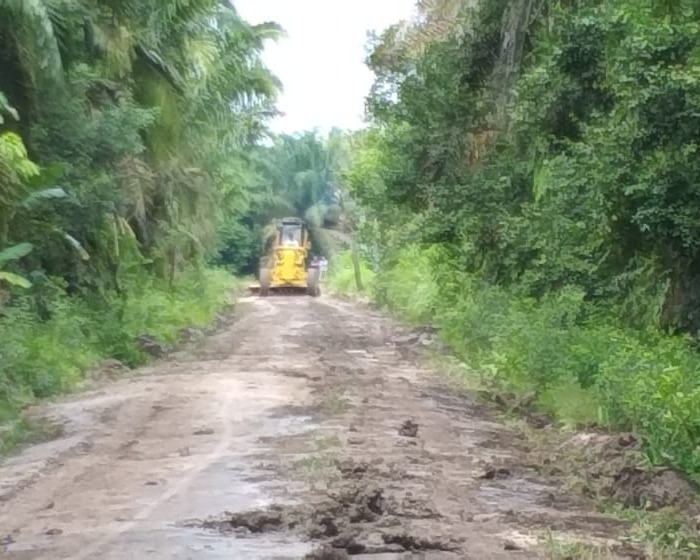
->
[375,244,440,324]
[326,251,376,295]
[596,334,700,474]
[0,266,234,448]
[361,245,700,481]
[118,267,233,345]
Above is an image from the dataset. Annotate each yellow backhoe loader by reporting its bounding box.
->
[249,217,320,297]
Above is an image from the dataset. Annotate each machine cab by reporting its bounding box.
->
[279,223,302,247]
[276,218,309,249]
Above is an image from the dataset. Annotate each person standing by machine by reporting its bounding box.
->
[318,256,328,281]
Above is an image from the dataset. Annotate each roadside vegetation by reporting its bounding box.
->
[0,0,282,447]
[3,2,699,548]
[0,1,355,448]
[333,0,700,495]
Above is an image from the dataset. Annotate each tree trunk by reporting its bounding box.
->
[350,234,363,292]
[337,188,364,292]
[491,0,537,125]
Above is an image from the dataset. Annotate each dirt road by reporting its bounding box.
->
[0,295,628,559]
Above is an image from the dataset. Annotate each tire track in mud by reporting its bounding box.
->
[0,297,317,559]
[193,297,636,559]
[71,391,236,560]
[0,295,641,559]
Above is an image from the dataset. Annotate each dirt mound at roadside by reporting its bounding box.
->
[86,359,129,381]
[611,467,699,511]
[560,432,699,512]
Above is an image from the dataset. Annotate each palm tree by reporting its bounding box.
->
[0,0,282,287]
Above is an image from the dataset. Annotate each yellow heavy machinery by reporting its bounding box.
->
[249,217,320,297]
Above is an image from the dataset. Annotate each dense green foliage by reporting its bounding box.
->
[0,0,283,437]
[346,0,700,480]
[0,0,355,438]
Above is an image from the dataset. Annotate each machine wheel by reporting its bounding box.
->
[259,268,271,297]
[307,267,320,297]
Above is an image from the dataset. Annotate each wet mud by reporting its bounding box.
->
[0,295,693,559]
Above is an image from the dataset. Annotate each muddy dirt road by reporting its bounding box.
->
[0,296,628,559]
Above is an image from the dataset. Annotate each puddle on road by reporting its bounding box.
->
[3,402,319,559]
[255,415,316,440]
[6,524,313,560]
[148,526,313,559]
[476,476,557,515]
[160,404,319,558]
[162,415,318,558]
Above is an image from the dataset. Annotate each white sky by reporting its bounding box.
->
[234,0,416,135]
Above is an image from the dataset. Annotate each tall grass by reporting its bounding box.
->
[0,267,234,452]
[326,251,375,295]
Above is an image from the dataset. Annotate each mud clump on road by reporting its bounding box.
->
[398,419,418,438]
[202,508,286,534]
[479,466,512,481]
[198,458,463,557]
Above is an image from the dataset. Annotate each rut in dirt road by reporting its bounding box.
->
[0,295,633,559]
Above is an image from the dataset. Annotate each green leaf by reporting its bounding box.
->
[22,188,69,208]
[0,271,31,288]
[62,234,90,261]
[0,91,19,122]
[0,243,33,266]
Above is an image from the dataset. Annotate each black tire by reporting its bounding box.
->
[259,268,271,297]
[307,267,320,297]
